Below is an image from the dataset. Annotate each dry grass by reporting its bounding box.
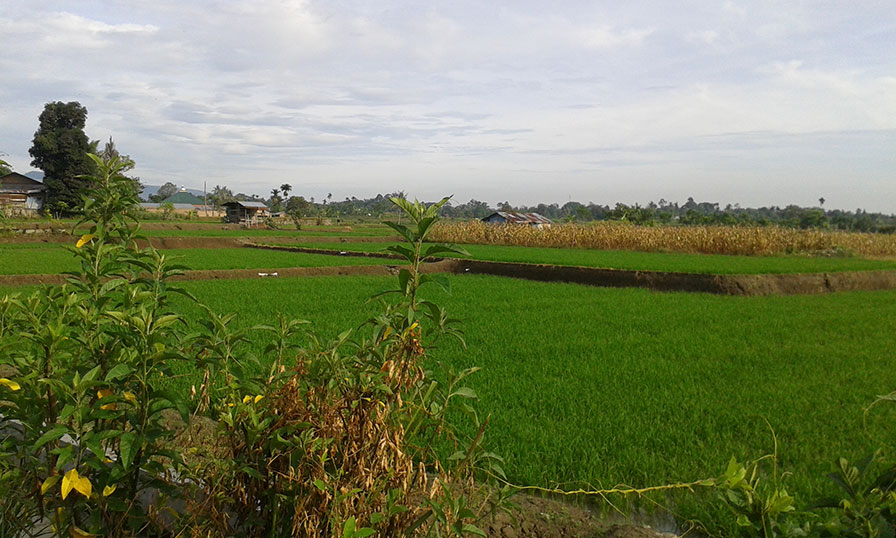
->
[431,221,896,257]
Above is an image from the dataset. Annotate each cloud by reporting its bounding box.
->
[0,1,893,211]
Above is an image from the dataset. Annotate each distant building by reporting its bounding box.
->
[140,188,222,216]
[481,211,552,228]
[0,172,46,215]
[158,188,205,205]
[222,201,270,225]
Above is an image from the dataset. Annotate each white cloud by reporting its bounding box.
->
[0,1,894,211]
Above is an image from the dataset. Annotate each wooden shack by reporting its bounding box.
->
[222,201,270,225]
[0,172,46,215]
[481,211,552,229]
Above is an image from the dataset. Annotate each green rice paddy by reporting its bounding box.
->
[284,241,896,274]
[0,246,387,274]
[159,275,896,516]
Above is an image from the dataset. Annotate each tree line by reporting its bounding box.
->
[10,101,896,232]
[197,191,896,233]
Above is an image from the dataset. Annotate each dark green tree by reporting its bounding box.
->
[208,184,235,209]
[29,101,96,213]
[149,181,178,202]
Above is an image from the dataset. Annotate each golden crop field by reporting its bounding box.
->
[431,220,896,257]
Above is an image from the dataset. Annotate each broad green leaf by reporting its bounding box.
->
[398,269,412,293]
[422,244,468,259]
[33,426,70,450]
[450,386,478,399]
[382,221,415,243]
[120,432,138,468]
[81,364,102,384]
[105,363,133,382]
[342,516,356,538]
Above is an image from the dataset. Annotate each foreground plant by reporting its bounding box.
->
[0,153,503,537]
[185,197,508,537]
[0,153,193,536]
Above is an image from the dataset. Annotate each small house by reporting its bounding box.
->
[222,201,270,225]
[481,211,552,228]
[0,172,47,215]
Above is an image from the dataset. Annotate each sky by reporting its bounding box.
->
[1,1,895,212]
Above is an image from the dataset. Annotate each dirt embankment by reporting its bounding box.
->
[449,259,896,296]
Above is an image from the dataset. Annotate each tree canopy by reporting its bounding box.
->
[149,181,179,202]
[29,101,97,213]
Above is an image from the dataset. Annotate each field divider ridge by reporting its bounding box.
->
[247,243,896,295]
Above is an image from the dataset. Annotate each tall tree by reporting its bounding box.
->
[29,101,96,213]
[149,182,179,202]
[0,155,11,176]
[280,184,291,199]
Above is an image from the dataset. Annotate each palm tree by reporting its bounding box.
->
[281,184,291,199]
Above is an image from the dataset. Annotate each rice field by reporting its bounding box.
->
[431,220,896,257]
[2,219,895,528]
[153,274,896,524]
[0,245,386,274]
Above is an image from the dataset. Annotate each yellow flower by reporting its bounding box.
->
[102,484,117,497]
[0,378,20,391]
[254,395,263,404]
[242,395,252,404]
[123,391,137,404]
[75,234,95,248]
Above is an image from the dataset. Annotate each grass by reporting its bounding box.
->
[156,276,896,509]
[282,241,896,274]
[0,246,387,274]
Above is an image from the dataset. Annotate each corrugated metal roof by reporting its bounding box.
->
[224,201,269,209]
[482,212,552,225]
[141,203,198,210]
[0,172,46,193]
